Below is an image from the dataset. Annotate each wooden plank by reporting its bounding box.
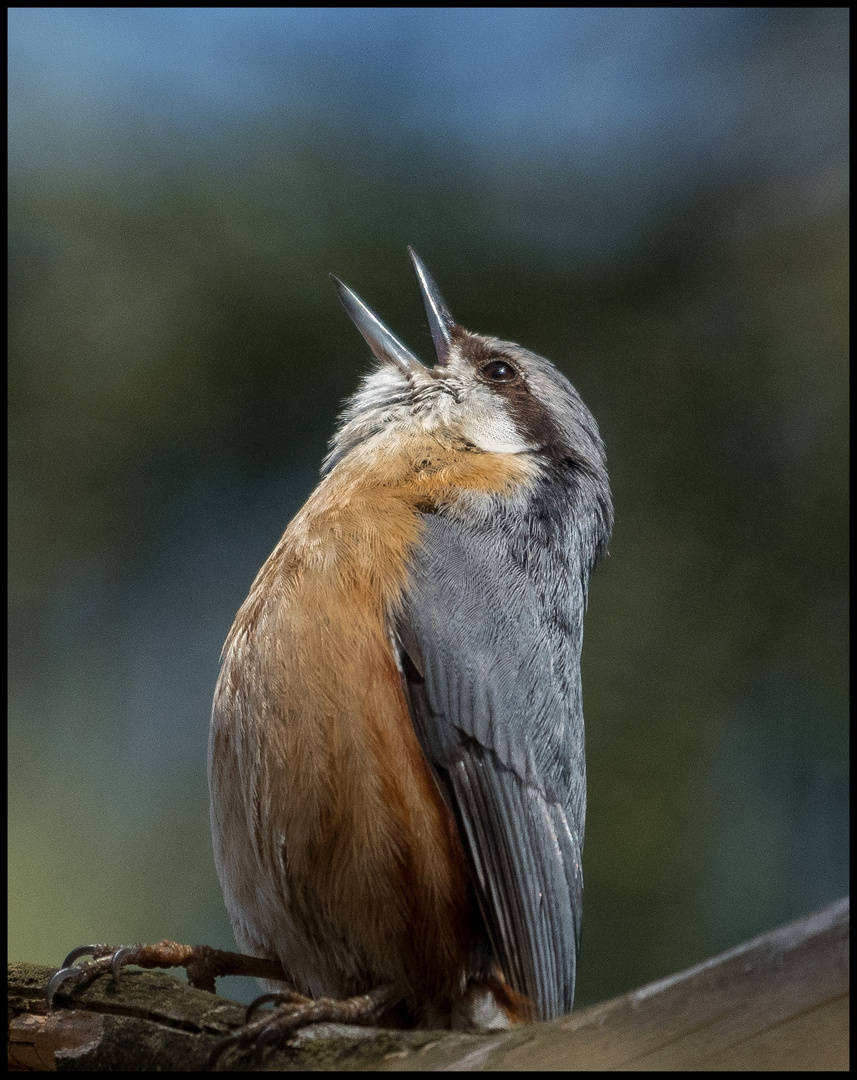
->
[386,897,849,1071]
[7,897,848,1071]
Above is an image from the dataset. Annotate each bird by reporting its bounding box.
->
[207,247,613,1034]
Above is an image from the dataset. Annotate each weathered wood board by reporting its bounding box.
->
[8,896,848,1071]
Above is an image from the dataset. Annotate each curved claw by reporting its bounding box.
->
[47,943,133,1010]
[245,989,309,1023]
[45,965,88,1011]
[60,943,110,969]
[253,1020,290,1064]
[111,945,139,981]
[208,986,400,1068]
[208,1027,251,1071]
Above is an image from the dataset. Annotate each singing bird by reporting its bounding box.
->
[208,249,613,1031]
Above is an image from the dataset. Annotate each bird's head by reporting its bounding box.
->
[325,249,610,529]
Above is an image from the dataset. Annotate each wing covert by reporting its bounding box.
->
[395,510,587,1020]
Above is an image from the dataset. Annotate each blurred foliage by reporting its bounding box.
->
[9,9,847,1012]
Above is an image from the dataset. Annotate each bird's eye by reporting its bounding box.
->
[481,359,518,382]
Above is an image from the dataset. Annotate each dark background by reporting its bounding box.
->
[9,8,848,1009]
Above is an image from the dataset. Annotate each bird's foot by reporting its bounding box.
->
[45,939,290,1010]
[208,986,398,1069]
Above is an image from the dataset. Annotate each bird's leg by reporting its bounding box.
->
[45,939,291,1010]
[208,986,399,1069]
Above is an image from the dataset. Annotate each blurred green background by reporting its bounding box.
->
[9,9,848,1009]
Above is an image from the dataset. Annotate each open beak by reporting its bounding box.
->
[332,248,456,374]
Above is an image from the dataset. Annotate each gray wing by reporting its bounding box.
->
[396,512,586,1020]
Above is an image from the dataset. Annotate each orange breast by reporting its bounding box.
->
[211,433,535,1012]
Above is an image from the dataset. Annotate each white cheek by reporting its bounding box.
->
[460,401,532,454]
